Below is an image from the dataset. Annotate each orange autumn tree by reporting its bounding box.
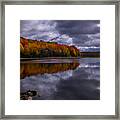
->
[20,37,80,58]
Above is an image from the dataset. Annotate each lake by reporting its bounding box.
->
[20,58,100,100]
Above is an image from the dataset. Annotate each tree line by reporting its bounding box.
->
[20,37,80,58]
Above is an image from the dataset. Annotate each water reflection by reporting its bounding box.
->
[20,61,79,79]
[20,58,100,100]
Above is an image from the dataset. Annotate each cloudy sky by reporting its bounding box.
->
[20,20,100,52]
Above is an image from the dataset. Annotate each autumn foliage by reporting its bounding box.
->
[20,37,80,58]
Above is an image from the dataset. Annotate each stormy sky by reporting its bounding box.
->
[20,20,100,52]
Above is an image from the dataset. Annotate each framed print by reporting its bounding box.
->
[0,0,119,119]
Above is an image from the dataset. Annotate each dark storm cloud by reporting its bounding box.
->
[55,20,100,35]
[20,20,58,40]
[54,20,100,48]
[73,33,100,47]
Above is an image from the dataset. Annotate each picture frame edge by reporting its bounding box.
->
[0,0,119,119]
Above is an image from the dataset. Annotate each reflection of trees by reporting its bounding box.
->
[20,62,79,79]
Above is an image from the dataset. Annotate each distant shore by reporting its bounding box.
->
[80,52,100,57]
[20,52,100,61]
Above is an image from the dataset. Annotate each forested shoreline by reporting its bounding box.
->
[20,37,80,58]
[20,37,100,58]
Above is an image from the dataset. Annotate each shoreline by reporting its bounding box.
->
[20,52,100,61]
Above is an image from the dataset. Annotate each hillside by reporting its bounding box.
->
[20,37,80,58]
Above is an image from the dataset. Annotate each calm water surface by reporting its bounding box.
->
[20,58,100,100]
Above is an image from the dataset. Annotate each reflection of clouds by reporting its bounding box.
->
[73,66,99,82]
[20,58,100,100]
[21,70,73,99]
[78,64,99,68]
[78,58,100,68]
[55,70,73,80]
[84,67,100,81]
[75,58,100,81]
[20,20,100,51]
[54,67,100,100]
